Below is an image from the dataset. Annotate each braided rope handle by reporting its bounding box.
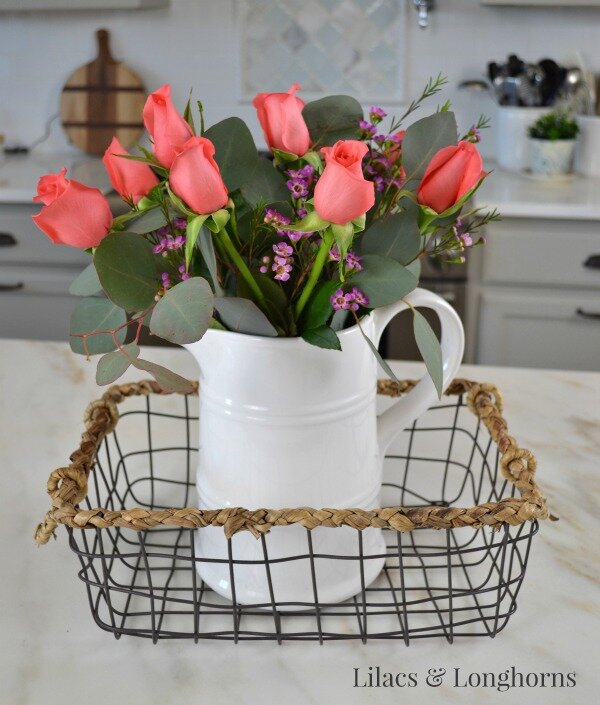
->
[34,379,551,544]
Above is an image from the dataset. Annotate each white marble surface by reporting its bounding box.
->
[0,152,111,203]
[475,164,600,220]
[1,339,599,705]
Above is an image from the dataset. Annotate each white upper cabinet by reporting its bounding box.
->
[481,0,600,5]
[0,0,167,11]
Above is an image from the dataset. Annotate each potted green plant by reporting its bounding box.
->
[528,111,580,176]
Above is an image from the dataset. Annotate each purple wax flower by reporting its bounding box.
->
[345,252,363,271]
[286,179,309,198]
[272,258,292,282]
[350,287,369,307]
[286,230,309,242]
[330,289,348,311]
[329,245,341,262]
[153,242,166,254]
[369,106,387,120]
[460,233,473,247]
[161,272,171,289]
[273,241,293,258]
[264,208,291,227]
[173,217,188,230]
[296,204,308,218]
[359,120,377,137]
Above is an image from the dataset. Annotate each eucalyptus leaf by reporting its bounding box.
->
[198,226,223,295]
[237,274,288,328]
[406,258,422,279]
[301,325,341,351]
[330,309,349,332]
[127,207,169,235]
[96,343,140,385]
[94,232,158,311]
[303,280,340,331]
[149,277,214,344]
[240,158,289,206]
[69,263,102,296]
[69,297,127,355]
[204,117,259,191]
[131,358,195,394]
[214,297,277,337]
[413,309,443,398]
[302,95,363,147]
[350,255,418,308]
[356,319,402,387]
[402,111,457,185]
[361,212,422,265]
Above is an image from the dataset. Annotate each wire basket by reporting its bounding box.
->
[35,378,550,644]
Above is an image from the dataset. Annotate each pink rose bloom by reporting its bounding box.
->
[32,167,112,248]
[102,136,160,204]
[252,83,311,156]
[417,141,485,213]
[143,84,193,168]
[313,140,375,224]
[170,137,229,215]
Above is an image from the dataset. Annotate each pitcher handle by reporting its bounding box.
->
[373,287,465,455]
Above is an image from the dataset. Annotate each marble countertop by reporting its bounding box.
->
[475,164,600,220]
[0,152,111,203]
[1,339,599,705]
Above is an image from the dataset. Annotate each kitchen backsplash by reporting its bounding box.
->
[1,0,600,156]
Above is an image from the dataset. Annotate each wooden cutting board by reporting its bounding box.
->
[60,29,146,156]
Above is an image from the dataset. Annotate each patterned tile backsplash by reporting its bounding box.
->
[238,0,405,102]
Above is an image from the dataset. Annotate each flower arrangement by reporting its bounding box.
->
[32,76,497,394]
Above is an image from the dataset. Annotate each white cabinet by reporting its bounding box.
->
[475,217,600,371]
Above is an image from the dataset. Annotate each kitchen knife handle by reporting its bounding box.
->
[0,281,24,292]
[0,232,17,247]
[583,254,600,270]
[576,307,600,321]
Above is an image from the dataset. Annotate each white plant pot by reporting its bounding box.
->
[496,106,551,172]
[185,288,464,606]
[529,138,577,177]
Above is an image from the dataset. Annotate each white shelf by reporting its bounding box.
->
[0,0,167,11]
[481,0,600,5]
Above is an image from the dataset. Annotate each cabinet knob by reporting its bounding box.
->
[0,232,17,247]
[0,282,24,292]
[576,307,600,321]
[583,254,600,270]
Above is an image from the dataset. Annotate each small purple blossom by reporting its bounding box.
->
[273,242,293,258]
[350,287,369,307]
[153,241,166,254]
[286,179,309,198]
[272,259,292,282]
[460,233,473,247]
[346,252,363,271]
[264,208,291,227]
[286,230,311,242]
[329,246,342,262]
[296,204,308,218]
[369,106,387,121]
[161,272,171,289]
[330,289,358,312]
[359,120,377,137]
[178,264,190,281]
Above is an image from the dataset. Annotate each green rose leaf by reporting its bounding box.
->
[96,343,140,385]
[301,325,341,351]
[131,358,195,394]
[204,117,259,191]
[302,95,363,147]
[149,277,214,345]
[402,111,458,186]
[361,211,422,265]
[303,279,340,331]
[349,254,418,308]
[413,309,443,398]
[94,232,158,312]
[69,297,127,355]
[240,158,289,206]
[69,263,102,296]
[214,297,278,337]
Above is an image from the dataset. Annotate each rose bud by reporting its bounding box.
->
[32,168,112,248]
[313,140,375,224]
[170,137,229,215]
[386,129,406,164]
[252,83,311,157]
[417,141,485,213]
[143,84,193,168]
[102,136,160,204]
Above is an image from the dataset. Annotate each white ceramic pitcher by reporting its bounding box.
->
[185,288,464,606]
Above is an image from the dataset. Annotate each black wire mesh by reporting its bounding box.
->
[68,392,538,644]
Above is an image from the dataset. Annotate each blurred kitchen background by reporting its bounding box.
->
[1,0,600,371]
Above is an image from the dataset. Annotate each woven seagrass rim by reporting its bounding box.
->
[34,378,552,545]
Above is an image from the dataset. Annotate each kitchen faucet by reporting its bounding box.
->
[413,0,435,29]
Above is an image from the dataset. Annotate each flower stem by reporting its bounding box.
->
[217,227,266,307]
[294,228,334,320]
